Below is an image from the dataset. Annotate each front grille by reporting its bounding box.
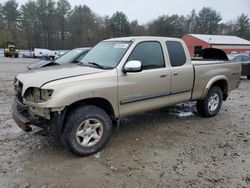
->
[9,47,15,52]
[14,97,28,114]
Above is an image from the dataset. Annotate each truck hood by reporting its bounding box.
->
[17,64,107,89]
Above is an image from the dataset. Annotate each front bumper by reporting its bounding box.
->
[12,98,66,137]
[12,101,32,132]
[12,98,48,132]
[5,51,18,56]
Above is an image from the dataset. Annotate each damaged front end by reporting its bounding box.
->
[12,78,66,137]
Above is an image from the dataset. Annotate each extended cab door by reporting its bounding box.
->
[165,41,194,104]
[118,41,171,117]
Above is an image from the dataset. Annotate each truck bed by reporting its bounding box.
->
[191,61,241,100]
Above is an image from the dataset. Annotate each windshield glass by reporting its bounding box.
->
[80,41,131,69]
[55,49,84,64]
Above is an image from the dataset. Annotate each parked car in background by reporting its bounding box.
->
[232,54,250,79]
[22,50,34,58]
[54,50,69,59]
[27,47,91,70]
[33,48,58,60]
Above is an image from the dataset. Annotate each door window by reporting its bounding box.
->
[127,42,165,70]
[166,41,187,67]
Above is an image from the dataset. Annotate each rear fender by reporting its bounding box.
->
[201,76,228,100]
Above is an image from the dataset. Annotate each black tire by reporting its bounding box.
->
[196,86,223,118]
[247,75,250,80]
[61,105,112,156]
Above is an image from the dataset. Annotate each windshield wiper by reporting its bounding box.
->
[87,62,112,69]
[88,62,104,69]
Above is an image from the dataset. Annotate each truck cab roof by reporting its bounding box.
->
[104,36,183,42]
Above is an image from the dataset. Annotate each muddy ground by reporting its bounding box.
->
[0,57,249,188]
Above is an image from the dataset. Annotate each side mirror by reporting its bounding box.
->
[123,60,142,73]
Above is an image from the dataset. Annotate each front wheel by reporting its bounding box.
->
[196,86,223,118]
[247,75,250,80]
[61,105,112,156]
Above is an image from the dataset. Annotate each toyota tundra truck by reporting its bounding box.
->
[12,37,241,156]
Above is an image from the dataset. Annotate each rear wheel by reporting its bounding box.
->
[196,86,223,118]
[247,75,250,80]
[61,105,112,156]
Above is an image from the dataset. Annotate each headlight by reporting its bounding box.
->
[24,87,53,103]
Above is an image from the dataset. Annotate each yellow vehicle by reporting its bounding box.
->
[4,42,19,58]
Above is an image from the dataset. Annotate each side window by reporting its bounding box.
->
[234,56,242,61]
[166,41,186,67]
[242,56,250,61]
[127,42,165,70]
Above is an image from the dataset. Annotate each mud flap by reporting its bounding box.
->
[48,109,67,139]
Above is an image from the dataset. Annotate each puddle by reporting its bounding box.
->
[177,112,194,117]
[165,102,196,118]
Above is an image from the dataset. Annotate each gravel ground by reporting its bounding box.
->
[0,57,250,188]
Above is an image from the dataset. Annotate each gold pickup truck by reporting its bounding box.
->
[12,37,241,156]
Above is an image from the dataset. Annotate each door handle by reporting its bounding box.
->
[173,72,178,76]
[160,74,167,78]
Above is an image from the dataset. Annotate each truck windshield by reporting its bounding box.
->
[80,41,131,69]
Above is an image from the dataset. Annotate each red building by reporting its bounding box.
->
[182,34,250,57]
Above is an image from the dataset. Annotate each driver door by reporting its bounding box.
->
[118,41,171,117]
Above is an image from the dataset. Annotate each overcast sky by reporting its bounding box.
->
[1,0,250,24]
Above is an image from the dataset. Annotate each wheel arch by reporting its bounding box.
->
[66,97,116,119]
[53,97,116,136]
[49,97,116,139]
[202,76,228,101]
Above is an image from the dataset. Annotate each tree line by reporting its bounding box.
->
[0,0,249,50]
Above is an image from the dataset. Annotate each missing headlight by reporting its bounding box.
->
[24,87,53,103]
[40,89,53,101]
